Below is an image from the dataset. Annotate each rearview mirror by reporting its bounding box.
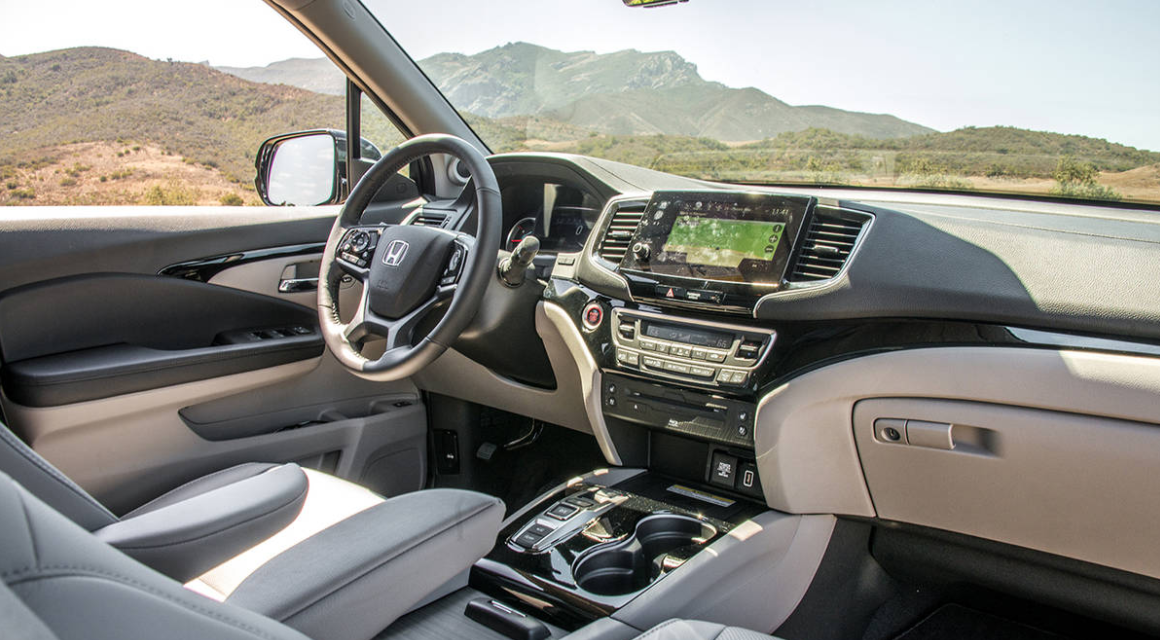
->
[255,130,341,206]
[622,0,688,7]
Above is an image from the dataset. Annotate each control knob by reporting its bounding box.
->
[631,242,650,261]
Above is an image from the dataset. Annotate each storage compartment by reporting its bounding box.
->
[572,514,716,596]
[854,398,1160,580]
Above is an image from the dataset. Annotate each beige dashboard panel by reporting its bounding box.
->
[411,301,622,465]
[854,397,1160,580]
[755,347,1160,519]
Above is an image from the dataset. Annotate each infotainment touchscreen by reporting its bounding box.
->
[620,191,811,285]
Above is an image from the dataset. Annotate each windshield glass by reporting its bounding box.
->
[369,0,1160,206]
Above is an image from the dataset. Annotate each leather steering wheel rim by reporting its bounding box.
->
[317,133,501,381]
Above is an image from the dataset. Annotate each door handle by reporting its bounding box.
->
[278,277,318,293]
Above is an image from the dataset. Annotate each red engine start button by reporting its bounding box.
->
[582,303,604,330]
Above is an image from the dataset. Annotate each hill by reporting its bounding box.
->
[2,47,1157,206]
[219,42,935,140]
[0,47,347,189]
[216,57,345,96]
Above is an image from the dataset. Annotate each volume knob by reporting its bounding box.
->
[631,242,651,261]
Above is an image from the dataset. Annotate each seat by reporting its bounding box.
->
[0,423,506,639]
[0,420,378,588]
[0,468,774,640]
[631,619,776,640]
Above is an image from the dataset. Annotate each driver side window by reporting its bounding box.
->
[0,0,404,208]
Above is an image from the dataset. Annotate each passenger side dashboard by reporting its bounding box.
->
[504,152,1160,586]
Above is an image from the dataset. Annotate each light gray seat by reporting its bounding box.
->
[0,422,507,640]
[1,468,774,640]
[0,469,505,640]
[632,619,775,640]
[0,421,354,586]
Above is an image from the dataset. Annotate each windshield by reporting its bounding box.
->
[370,0,1160,206]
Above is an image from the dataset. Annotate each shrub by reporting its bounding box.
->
[10,187,35,199]
[219,193,245,206]
[1050,181,1121,201]
[1049,155,1121,201]
[142,182,198,205]
[1052,155,1098,185]
[59,177,77,186]
[5,181,17,190]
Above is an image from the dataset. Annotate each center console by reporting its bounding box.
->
[462,188,870,635]
[471,471,765,630]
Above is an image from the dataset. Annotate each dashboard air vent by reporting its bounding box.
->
[412,211,449,228]
[598,202,647,263]
[788,208,869,282]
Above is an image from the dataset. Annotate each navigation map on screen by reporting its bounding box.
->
[662,215,786,269]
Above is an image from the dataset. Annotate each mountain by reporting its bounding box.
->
[216,58,345,96]
[217,42,934,140]
[3,47,1156,207]
[0,47,346,185]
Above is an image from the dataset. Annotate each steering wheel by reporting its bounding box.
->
[317,134,500,381]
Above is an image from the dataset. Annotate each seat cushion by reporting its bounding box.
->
[187,468,386,601]
[0,470,313,640]
[634,619,775,640]
[226,488,505,640]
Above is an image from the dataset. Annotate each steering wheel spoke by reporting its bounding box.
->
[343,283,441,352]
[317,134,501,381]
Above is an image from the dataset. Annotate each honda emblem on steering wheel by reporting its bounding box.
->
[383,240,409,267]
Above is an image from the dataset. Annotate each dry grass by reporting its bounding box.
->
[0,141,259,206]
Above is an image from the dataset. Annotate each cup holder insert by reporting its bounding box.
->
[572,514,717,596]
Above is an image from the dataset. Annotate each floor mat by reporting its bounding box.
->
[896,604,1068,640]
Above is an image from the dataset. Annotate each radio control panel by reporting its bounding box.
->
[610,309,774,389]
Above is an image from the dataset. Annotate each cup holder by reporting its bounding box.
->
[572,514,717,596]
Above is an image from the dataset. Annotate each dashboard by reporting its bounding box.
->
[420,151,1160,509]
[414,151,1160,583]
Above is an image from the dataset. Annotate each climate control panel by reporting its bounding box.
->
[610,309,774,389]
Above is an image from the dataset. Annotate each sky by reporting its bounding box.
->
[2,0,1158,151]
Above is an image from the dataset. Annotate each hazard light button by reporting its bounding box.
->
[654,285,687,300]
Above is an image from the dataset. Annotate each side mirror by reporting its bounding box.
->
[255,130,341,206]
[255,130,386,206]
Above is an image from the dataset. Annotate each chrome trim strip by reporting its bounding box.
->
[159,242,326,282]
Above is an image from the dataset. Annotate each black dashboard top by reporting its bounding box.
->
[491,152,1160,343]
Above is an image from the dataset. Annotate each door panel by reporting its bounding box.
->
[0,206,427,509]
[207,251,361,321]
[0,273,323,406]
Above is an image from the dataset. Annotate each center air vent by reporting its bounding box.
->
[412,210,449,227]
[788,208,870,282]
[598,202,647,263]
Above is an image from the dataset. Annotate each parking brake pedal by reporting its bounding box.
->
[464,598,549,640]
